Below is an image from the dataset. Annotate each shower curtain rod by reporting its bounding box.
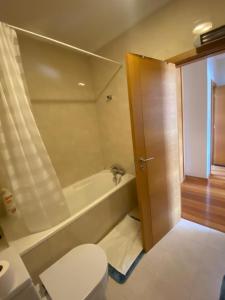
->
[8,24,122,66]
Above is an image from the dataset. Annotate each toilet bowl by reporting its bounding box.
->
[1,244,108,300]
[40,244,108,300]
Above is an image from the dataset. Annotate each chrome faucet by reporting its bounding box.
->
[110,164,126,185]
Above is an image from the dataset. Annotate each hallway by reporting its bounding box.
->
[182,171,225,233]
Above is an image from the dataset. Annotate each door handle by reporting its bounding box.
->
[139,157,155,163]
[138,157,155,169]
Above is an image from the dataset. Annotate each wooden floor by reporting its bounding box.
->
[182,167,225,233]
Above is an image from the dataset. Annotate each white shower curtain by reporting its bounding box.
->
[0,22,69,232]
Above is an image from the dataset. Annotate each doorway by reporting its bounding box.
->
[126,46,225,251]
[211,83,225,170]
[181,52,225,233]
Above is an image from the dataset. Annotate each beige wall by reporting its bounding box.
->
[32,102,103,187]
[18,35,135,188]
[2,0,225,191]
[92,63,135,173]
[18,35,95,102]
[18,36,104,187]
[97,0,225,61]
[93,0,225,175]
[88,57,134,173]
[22,0,225,182]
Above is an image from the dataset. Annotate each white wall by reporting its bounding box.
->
[207,58,216,173]
[208,56,225,86]
[207,56,225,173]
[182,60,209,178]
[216,61,225,86]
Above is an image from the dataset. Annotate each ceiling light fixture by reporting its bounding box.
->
[192,21,213,35]
[78,82,86,86]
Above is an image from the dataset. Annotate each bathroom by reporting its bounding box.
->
[1,0,225,299]
[0,17,141,296]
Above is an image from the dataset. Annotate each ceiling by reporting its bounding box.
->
[0,0,170,52]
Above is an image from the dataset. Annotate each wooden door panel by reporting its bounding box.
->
[140,58,180,243]
[213,86,225,166]
[126,54,181,250]
[126,54,153,251]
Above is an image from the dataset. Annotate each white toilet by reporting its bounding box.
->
[0,244,108,300]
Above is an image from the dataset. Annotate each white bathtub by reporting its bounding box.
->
[64,170,133,215]
[1,170,137,282]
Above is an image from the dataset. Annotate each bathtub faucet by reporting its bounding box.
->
[110,164,126,185]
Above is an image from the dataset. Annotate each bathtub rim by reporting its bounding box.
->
[1,170,135,256]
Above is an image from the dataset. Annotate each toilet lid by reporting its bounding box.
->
[39,244,107,300]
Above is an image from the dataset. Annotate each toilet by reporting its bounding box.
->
[0,244,108,300]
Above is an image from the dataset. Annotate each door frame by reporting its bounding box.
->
[211,81,216,170]
[167,39,225,182]
[167,37,225,66]
[125,39,225,251]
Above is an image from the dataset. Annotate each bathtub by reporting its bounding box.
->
[1,170,137,282]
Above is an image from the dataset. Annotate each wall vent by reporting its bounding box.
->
[200,25,225,46]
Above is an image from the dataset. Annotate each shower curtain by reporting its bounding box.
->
[0,22,69,233]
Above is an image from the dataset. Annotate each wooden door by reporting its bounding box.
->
[126,53,181,251]
[213,85,225,166]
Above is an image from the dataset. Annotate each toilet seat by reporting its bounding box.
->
[39,244,108,300]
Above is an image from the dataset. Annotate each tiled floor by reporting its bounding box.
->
[106,219,225,300]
